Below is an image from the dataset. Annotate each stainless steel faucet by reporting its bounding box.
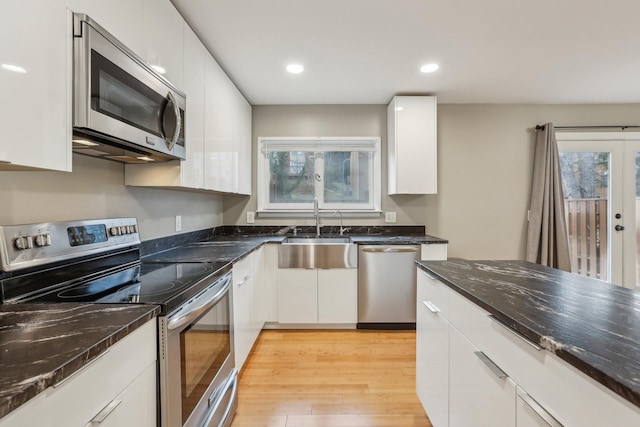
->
[333,210,349,235]
[314,197,321,237]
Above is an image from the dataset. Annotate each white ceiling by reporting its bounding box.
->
[171,0,640,105]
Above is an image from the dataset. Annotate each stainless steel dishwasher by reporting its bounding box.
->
[358,245,420,329]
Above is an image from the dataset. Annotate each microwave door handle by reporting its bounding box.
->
[163,91,181,150]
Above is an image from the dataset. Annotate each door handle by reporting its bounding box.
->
[615,224,625,231]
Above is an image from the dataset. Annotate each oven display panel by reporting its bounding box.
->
[67,224,108,247]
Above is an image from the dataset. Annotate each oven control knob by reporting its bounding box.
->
[110,227,119,236]
[119,226,127,235]
[132,225,138,234]
[14,236,27,250]
[34,234,51,247]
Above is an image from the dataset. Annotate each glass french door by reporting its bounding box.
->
[557,133,640,289]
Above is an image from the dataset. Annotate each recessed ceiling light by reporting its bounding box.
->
[286,64,304,74]
[420,63,439,73]
[1,63,27,74]
[150,64,167,75]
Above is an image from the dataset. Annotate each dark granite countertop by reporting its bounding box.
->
[416,259,640,408]
[0,303,159,420]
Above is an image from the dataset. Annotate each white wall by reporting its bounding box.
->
[0,154,223,240]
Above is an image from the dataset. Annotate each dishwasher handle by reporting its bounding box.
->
[361,247,419,253]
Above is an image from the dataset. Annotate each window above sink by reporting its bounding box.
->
[257,137,381,216]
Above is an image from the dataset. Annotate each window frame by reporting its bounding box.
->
[257,136,382,214]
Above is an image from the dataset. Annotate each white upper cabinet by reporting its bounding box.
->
[180,24,206,189]
[204,55,235,193]
[66,0,144,56]
[0,0,71,171]
[387,96,437,194]
[141,0,184,88]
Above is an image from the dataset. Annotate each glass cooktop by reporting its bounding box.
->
[23,261,231,315]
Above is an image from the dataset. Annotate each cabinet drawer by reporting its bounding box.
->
[417,268,450,319]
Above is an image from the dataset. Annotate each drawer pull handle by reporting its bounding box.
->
[420,270,438,280]
[90,399,122,423]
[517,388,564,427]
[474,351,508,378]
[488,314,543,351]
[237,274,251,286]
[422,300,440,313]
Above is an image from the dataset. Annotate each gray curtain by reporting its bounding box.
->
[525,123,572,271]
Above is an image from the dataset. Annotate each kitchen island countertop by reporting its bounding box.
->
[416,259,640,409]
[0,303,159,420]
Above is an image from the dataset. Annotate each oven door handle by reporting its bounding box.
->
[167,274,231,331]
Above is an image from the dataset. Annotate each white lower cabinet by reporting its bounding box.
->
[233,251,265,371]
[0,319,157,427]
[416,271,450,427]
[277,269,318,324]
[318,269,358,323]
[417,267,640,426]
[449,325,516,427]
[261,244,280,322]
[277,268,357,325]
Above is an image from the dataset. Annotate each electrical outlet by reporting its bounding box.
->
[175,215,182,232]
[246,211,255,224]
[385,211,397,223]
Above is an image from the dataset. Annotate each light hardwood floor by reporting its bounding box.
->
[230,329,432,427]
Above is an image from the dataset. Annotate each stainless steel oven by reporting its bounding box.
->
[159,271,237,427]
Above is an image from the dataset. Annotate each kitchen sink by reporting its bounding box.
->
[284,237,352,244]
[279,237,357,268]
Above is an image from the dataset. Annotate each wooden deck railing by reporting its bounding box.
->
[564,198,607,281]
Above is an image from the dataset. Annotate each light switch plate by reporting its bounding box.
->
[385,211,397,223]
[175,215,182,232]
[246,211,255,224]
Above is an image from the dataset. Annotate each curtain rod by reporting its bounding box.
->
[535,125,640,131]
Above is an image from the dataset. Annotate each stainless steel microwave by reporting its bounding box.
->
[72,14,186,163]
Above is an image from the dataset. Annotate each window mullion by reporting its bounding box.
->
[315,153,325,209]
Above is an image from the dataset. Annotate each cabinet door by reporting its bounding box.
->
[449,325,516,427]
[233,255,254,370]
[97,363,157,427]
[204,55,234,192]
[66,0,144,55]
[233,89,252,195]
[181,24,206,189]
[251,246,266,334]
[317,269,357,323]
[416,272,449,427]
[387,96,437,195]
[0,0,71,171]
[141,0,184,88]
[261,244,280,322]
[277,269,317,324]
